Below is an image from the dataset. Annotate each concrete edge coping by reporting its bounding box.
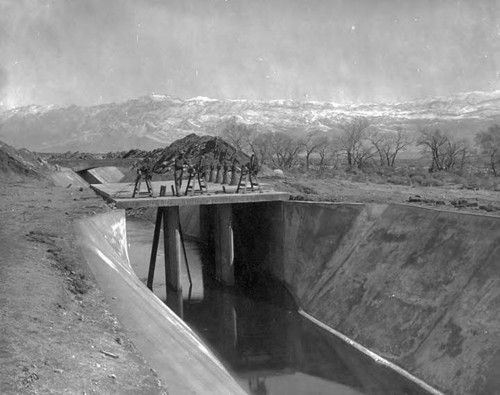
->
[299,309,445,395]
[287,200,500,219]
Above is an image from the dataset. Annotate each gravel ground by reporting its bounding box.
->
[0,178,168,394]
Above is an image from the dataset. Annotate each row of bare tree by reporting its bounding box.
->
[215,115,500,176]
[417,125,500,175]
[216,116,412,170]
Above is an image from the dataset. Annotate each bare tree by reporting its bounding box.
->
[417,128,469,172]
[336,117,374,169]
[369,128,412,167]
[299,130,327,170]
[475,124,500,176]
[249,131,272,164]
[217,116,255,153]
[417,129,449,171]
[268,132,304,169]
[445,138,470,171]
[315,134,335,168]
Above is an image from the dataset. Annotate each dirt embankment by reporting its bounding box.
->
[272,177,500,217]
[0,179,168,394]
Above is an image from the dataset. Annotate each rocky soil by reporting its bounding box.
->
[0,177,168,394]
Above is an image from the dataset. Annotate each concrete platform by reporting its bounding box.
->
[90,180,290,208]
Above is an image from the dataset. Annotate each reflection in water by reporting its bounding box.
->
[127,217,431,395]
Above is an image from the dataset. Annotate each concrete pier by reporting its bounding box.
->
[214,204,234,286]
[163,206,182,292]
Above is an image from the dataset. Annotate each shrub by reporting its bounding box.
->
[351,173,367,183]
[424,178,444,187]
[388,175,410,185]
[410,175,425,185]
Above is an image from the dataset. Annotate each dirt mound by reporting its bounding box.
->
[0,140,50,180]
[135,134,251,173]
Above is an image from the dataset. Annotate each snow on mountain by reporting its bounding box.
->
[1,91,500,153]
[186,96,219,102]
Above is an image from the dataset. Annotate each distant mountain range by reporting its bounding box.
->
[1,91,500,153]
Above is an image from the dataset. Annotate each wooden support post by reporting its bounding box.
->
[145,175,153,196]
[214,204,234,286]
[236,170,248,194]
[132,174,142,198]
[147,207,164,291]
[146,185,168,291]
[163,206,182,293]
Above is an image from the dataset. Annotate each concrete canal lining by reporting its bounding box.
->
[76,199,500,395]
[75,210,246,395]
[233,201,500,395]
[79,166,125,184]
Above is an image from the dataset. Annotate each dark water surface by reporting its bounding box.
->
[126,217,433,395]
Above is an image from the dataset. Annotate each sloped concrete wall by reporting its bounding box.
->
[278,202,500,395]
[50,167,88,188]
[132,200,500,394]
[75,210,245,395]
[86,166,125,183]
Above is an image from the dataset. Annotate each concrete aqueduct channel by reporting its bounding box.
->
[72,166,500,395]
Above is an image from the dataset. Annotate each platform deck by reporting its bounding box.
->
[90,181,290,208]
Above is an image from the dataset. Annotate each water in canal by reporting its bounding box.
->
[126,217,433,395]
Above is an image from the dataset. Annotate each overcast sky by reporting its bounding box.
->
[1,0,500,108]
